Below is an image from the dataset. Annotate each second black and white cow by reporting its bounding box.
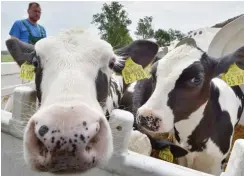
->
[135,38,244,175]
[6,29,159,173]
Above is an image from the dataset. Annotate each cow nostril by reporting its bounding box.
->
[39,125,49,137]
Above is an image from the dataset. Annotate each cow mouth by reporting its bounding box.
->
[137,124,170,140]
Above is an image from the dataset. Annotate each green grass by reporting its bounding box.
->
[1,54,14,62]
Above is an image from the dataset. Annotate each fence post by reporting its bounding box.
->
[9,86,37,139]
[221,139,244,176]
[108,109,134,154]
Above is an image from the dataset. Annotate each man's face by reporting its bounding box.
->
[28,4,41,22]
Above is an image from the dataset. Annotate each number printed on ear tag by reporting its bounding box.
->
[20,61,35,81]
[222,63,244,87]
[122,57,149,84]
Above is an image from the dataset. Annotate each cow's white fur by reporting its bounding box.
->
[137,44,242,175]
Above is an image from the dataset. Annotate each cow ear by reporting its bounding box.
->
[149,138,188,158]
[213,46,244,76]
[5,38,35,67]
[113,40,159,73]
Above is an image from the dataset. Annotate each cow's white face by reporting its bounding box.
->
[6,28,159,173]
[25,30,116,172]
[18,29,116,173]
[136,38,244,138]
[137,43,203,134]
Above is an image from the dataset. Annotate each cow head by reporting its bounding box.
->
[6,29,158,173]
[136,37,244,138]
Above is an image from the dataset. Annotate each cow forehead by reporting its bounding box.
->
[156,44,204,80]
[35,30,114,66]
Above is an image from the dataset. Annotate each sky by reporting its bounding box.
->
[1,1,244,50]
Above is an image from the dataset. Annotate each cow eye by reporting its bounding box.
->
[188,74,204,87]
[109,58,115,69]
[191,77,201,84]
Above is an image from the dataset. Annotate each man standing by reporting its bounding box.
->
[9,2,47,45]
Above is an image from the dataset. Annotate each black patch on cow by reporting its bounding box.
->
[95,69,109,106]
[186,84,233,154]
[230,85,244,125]
[132,78,153,114]
[174,126,180,143]
[167,61,208,124]
[209,85,233,154]
[27,53,43,106]
[119,90,133,112]
[105,110,110,120]
[221,158,226,165]
[35,67,43,105]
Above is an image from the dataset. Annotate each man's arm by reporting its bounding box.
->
[9,21,21,39]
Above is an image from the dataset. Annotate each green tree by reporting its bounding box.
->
[168,28,186,41]
[154,29,171,47]
[91,2,132,49]
[135,16,154,39]
[154,28,186,47]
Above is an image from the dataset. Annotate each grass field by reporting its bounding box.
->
[1,54,14,62]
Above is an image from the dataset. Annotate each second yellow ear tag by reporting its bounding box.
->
[122,57,149,84]
[222,63,244,87]
[122,58,147,84]
[158,147,174,163]
[20,61,35,81]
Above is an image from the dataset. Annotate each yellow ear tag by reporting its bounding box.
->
[122,57,148,84]
[158,147,174,163]
[20,61,35,81]
[222,63,244,86]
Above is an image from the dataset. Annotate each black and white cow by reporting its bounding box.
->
[134,38,244,175]
[5,28,159,173]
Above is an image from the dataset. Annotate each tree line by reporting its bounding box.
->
[91,2,186,49]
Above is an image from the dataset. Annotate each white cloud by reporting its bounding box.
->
[1,1,244,50]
